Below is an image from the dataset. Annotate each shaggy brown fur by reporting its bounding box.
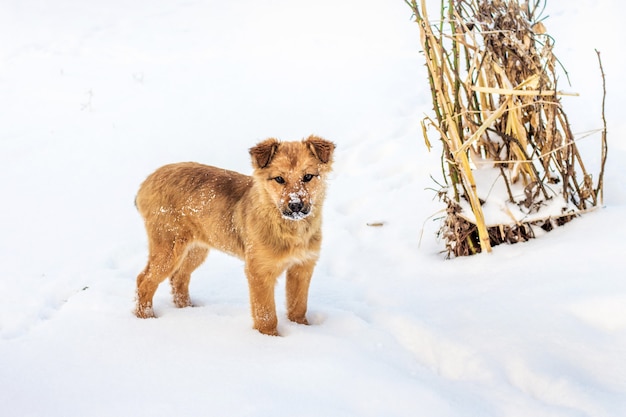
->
[134,135,335,335]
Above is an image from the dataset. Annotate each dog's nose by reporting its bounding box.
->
[289,201,304,213]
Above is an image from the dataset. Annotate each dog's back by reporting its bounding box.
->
[136,162,252,258]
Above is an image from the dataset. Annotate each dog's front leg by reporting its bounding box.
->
[245,260,281,336]
[286,259,317,325]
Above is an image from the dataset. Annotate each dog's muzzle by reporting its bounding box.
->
[282,194,311,220]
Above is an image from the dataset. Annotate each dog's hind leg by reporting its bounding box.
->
[136,237,189,318]
[170,245,209,308]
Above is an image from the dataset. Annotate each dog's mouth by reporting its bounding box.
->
[282,207,311,221]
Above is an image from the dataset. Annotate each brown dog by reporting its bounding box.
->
[134,135,335,335]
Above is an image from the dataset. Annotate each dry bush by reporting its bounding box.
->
[406,0,607,257]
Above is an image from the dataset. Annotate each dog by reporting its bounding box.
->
[134,135,335,335]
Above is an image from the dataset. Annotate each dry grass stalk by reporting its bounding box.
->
[406,0,607,257]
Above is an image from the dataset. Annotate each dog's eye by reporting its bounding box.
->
[273,176,286,184]
[302,174,315,183]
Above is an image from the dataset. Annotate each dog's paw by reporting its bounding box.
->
[135,304,156,319]
[288,315,309,325]
[255,326,280,336]
[173,294,193,309]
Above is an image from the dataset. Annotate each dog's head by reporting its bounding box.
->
[250,135,335,221]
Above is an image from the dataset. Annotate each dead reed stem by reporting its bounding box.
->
[595,49,608,205]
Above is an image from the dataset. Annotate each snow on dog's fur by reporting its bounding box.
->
[134,135,335,335]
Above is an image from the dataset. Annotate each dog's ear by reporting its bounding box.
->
[250,138,280,169]
[305,135,335,164]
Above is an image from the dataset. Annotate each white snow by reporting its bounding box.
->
[1,1,625,416]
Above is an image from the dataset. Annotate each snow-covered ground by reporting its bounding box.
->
[1,1,625,416]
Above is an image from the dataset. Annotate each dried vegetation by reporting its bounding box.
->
[405,0,608,257]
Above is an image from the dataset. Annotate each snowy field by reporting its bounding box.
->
[1,1,625,416]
